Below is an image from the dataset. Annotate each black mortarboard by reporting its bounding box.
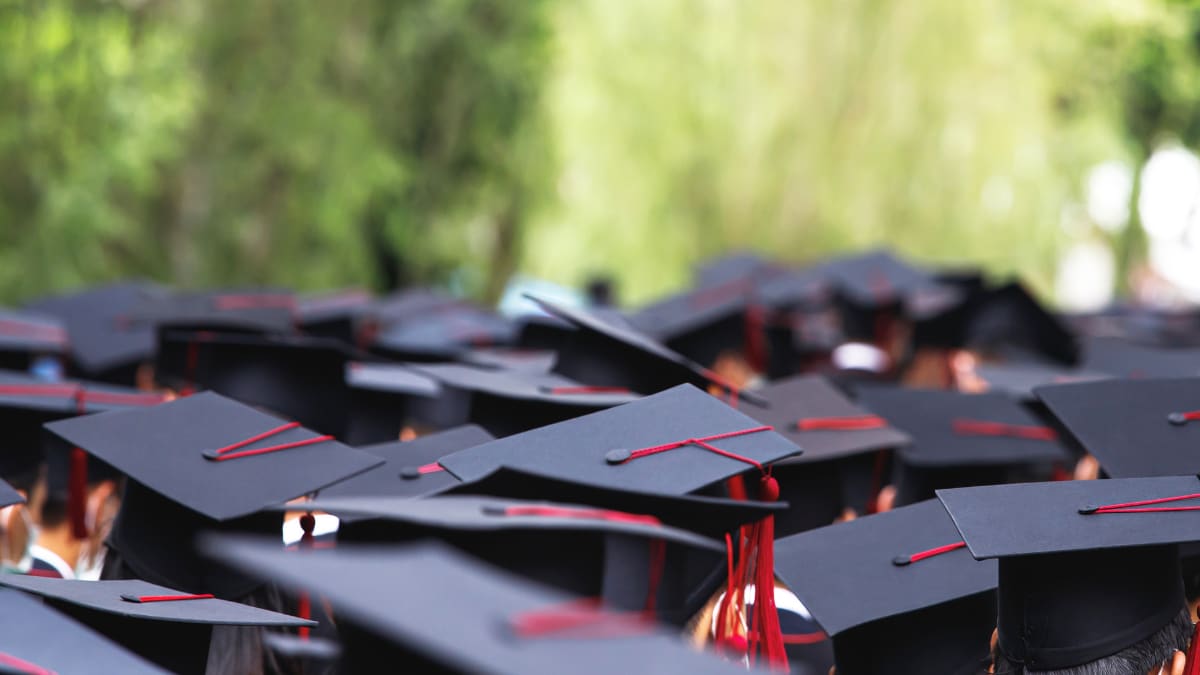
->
[436,384,801,494]
[443,466,785,542]
[127,289,297,334]
[296,288,372,344]
[0,477,23,508]
[524,295,765,404]
[343,362,442,443]
[361,288,461,330]
[694,251,777,287]
[203,538,756,675]
[370,306,516,362]
[155,330,355,437]
[1081,336,1200,378]
[411,362,641,436]
[25,281,164,383]
[0,309,67,372]
[0,587,167,674]
[43,392,383,598]
[776,499,997,675]
[737,375,910,531]
[458,347,558,373]
[289,494,727,623]
[321,425,495,499]
[856,388,1070,505]
[939,477,1200,671]
[962,281,1080,365]
[973,362,1111,403]
[1035,377,1200,478]
[0,576,312,675]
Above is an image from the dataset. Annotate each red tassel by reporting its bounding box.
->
[297,513,315,640]
[68,447,88,539]
[1185,617,1200,675]
[751,475,788,671]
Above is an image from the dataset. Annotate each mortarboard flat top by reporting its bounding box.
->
[43,391,383,521]
[411,362,641,408]
[458,347,558,374]
[443,466,786,540]
[0,576,314,627]
[0,308,67,353]
[296,289,371,324]
[628,276,760,343]
[25,281,163,374]
[755,267,831,310]
[821,249,962,317]
[437,384,802,494]
[1035,377,1200,478]
[127,289,297,334]
[0,588,168,675]
[524,295,766,405]
[204,538,758,675]
[1081,336,1200,378]
[964,281,1080,365]
[346,362,441,397]
[973,362,1110,402]
[775,499,996,637]
[694,251,777,286]
[938,475,1200,560]
[0,477,23,508]
[855,388,1068,467]
[283,494,722,553]
[0,369,167,415]
[320,425,495,499]
[739,375,909,464]
[371,307,516,360]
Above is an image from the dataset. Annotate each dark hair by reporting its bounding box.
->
[39,496,67,529]
[993,606,1192,675]
[101,547,304,675]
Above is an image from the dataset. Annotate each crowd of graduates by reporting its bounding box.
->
[1,248,1199,674]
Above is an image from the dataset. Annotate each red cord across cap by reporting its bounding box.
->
[0,319,67,344]
[484,504,661,527]
[400,462,445,480]
[120,593,215,603]
[541,386,631,395]
[1080,491,1200,515]
[605,425,775,473]
[952,419,1057,441]
[510,598,655,640]
[891,541,967,566]
[1167,410,1200,426]
[0,651,56,675]
[796,415,886,431]
[202,422,333,462]
[0,384,165,407]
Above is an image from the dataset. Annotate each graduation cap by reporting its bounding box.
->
[938,476,1200,671]
[523,295,765,404]
[370,306,516,362]
[288,494,729,624]
[126,289,297,335]
[0,477,23,509]
[436,384,801,494]
[154,330,356,437]
[855,388,1070,506]
[321,425,495,500]
[694,251,778,287]
[1080,336,1200,379]
[25,281,164,383]
[0,576,312,675]
[737,375,910,532]
[295,288,372,344]
[343,362,442,443]
[361,288,462,330]
[458,347,558,373]
[973,362,1111,403]
[775,499,997,675]
[0,587,167,675]
[0,308,67,372]
[410,362,641,436]
[1035,377,1200,479]
[963,281,1080,365]
[203,537,757,675]
[43,392,383,599]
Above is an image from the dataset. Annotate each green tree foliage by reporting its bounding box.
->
[0,0,548,303]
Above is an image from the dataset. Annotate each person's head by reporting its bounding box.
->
[992,607,1191,675]
[1,463,46,570]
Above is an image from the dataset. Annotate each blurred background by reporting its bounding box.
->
[3,0,1200,310]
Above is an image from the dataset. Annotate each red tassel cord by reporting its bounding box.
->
[120,594,215,603]
[297,512,316,640]
[744,303,768,375]
[0,651,59,675]
[68,389,88,540]
[1079,492,1200,515]
[1184,617,1200,675]
[202,422,333,462]
[951,419,1057,441]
